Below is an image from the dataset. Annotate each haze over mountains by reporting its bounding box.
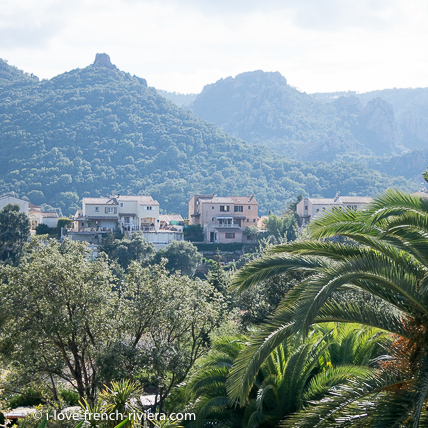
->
[161,71,428,181]
[0,55,420,216]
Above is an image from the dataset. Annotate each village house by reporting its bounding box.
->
[0,195,29,214]
[72,194,160,234]
[0,195,59,231]
[188,194,258,243]
[296,193,373,225]
[68,194,183,250]
[29,204,59,229]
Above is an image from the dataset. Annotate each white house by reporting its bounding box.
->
[296,194,373,225]
[68,194,183,248]
[0,195,29,214]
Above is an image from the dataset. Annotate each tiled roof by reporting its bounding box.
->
[118,195,160,205]
[42,212,59,218]
[306,197,373,205]
[230,196,258,204]
[159,214,184,223]
[83,198,115,205]
[210,197,234,204]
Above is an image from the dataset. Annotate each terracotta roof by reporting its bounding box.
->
[42,212,59,218]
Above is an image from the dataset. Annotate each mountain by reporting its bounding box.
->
[156,90,197,108]
[0,58,38,88]
[189,71,406,161]
[0,55,416,216]
[314,87,428,152]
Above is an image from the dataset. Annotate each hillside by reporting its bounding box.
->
[189,71,408,162]
[0,58,38,88]
[0,55,416,216]
[315,88,428,153]
[156,90,197,108]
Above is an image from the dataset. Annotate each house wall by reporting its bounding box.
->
[0,197,29,214]
[83,203,119,218]
[297,197,372,225]
[216,229,243,244]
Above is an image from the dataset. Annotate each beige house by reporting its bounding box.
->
[189,194,258,243]
[69,195,184,249]
[73,195,160,234]
[29,204,59,229]
[296,194,373,225]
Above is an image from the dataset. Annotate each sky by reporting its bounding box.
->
[1,0,428,94]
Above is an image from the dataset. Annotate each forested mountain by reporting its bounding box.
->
[189,71,411,162]
[0,59,38,88]
[0,55,416,216]
[156,89,197,108]
[314,88,428,152]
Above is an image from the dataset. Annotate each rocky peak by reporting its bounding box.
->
[92,53,117,70]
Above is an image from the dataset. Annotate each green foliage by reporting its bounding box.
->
[56,217,72,237]
[154,241,202,276]
[0,238,117,403]
[100,233,155,269]
[0,62,415,217]
[59,388,80,406]
[0,58,38,88]
[110,262,225,411]
[228,181,428,425]
[6,387,44,408]
[194,242,244,252]
[0,239,225,411]
[182,325,383,428]
[261,213,299,242]
[35,223,51,235]
[0,203,30,264]
[183,224,204,242]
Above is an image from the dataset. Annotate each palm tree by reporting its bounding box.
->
[184,335,247,428]
[242,324,381,428]
[228,175,428,426]
[184,327,383,428]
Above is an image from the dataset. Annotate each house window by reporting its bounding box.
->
[316,209,319,213]
[305,206,308,211]
[253,219,256,222]
[105,207,117,214]
[220,205,230,212]
[212,206,214,209]
[95,207,99,212]
[120,203,124,207]
[225,233,235,239]
[234,206,243,212]
[81,222,84,227]
[146,206,152,210]
[248,206,251,210]
[246,219,249,222]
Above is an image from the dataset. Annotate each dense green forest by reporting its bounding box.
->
[0,57,417,216]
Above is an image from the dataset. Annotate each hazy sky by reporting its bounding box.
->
[2,0,428,94]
